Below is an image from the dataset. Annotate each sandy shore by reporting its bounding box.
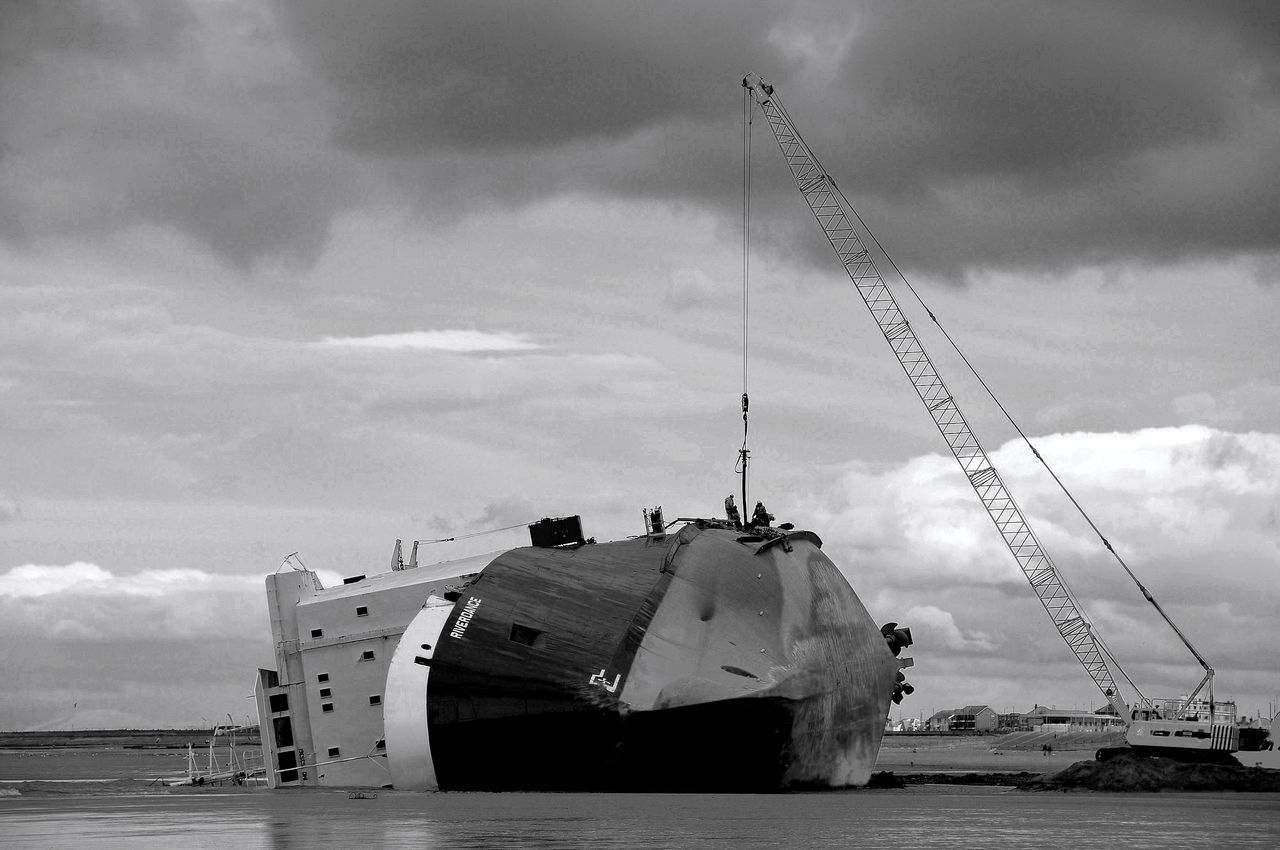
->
[874,733,1107,774]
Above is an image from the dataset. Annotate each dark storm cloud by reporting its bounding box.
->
[1,1,1276,273]
[838,2,1238,182]
[271,0,786,152]
[0,0,355,268]
[814,0,1280,271]
[779,1,1280,272]
[273,0,1280,275]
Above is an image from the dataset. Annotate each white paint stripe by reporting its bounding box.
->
[383,596,456,791]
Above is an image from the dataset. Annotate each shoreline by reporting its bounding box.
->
[5,729,1276,792]
[0,729,261,750]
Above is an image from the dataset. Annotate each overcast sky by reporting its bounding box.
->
[2,1,1277,731]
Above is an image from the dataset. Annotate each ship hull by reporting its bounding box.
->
[388,523,902,791]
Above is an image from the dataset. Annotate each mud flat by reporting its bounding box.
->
[874,732,1108,774]
[873,732,1100,788]
[874,733,1280,791]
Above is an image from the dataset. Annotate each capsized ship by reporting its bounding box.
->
[255,508,914,791]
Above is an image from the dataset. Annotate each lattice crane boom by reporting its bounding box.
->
[742,72,1135,717]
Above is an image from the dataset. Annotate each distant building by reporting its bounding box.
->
[925,709,953,731]
[996,712,1022,730]
[925,705,997,732]
[1020,705,1126,732]
[951,705,998,732]
[884,715,923,732]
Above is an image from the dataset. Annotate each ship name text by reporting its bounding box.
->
[450,597,482,639]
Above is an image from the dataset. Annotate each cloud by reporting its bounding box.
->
[0,557,348,728]
[272,0,784,154]
[1175,381,1280,429]
[4,2,1274,274]
[0,562,263,639]
[665,268,724,312]
[0,0,356,268]
[902,604,995,653]
[810,425,1280,584]
[0,493,19,523]
[0,279,710,513]
[0,562,116,599]
[269,0,1280,274]
[319,329,542,353]
[799,425,1280,710]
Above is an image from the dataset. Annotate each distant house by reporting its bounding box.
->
[925,705,997,732]
[925,709,954,731]
[950,705,998,732]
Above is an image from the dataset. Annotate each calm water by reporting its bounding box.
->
[2,749,1277,849]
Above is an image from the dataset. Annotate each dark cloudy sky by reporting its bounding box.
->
[2,1,1277,730]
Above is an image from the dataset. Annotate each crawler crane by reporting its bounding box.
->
[743,72,1242,762]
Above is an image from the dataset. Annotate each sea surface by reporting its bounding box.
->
[2,748,1277,849]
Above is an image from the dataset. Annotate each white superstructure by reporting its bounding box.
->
[253,552,493,787]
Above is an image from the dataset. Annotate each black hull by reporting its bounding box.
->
[385,523,903,791]
[432,696,798,793]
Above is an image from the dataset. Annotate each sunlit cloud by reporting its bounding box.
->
[806,425,1280,588]
[798,425,1280,711]
[318,329,542,353]
[0,562,257,599]
[0,562,277,641]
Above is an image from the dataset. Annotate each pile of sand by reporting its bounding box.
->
[1022,751,1280,792]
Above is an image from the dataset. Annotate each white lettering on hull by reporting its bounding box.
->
[449,596,482,639]
[588,668,622,693]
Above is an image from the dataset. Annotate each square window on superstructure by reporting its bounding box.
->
[369,694,381,706]
[356,605,368,617]
[328,747,340,758]
[310,628,323,639]
[360,650,375,661]
[317,673,329,683]
[322,702,334,713]
[268,693,289,713]
[319,687,331,699]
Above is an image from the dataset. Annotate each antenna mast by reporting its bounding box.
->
[737,82,753,514]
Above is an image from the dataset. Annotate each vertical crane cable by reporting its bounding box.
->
[738,87,753,513]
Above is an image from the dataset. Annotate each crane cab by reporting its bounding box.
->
[1102,699,1241,763]
[1124,717,1239,761]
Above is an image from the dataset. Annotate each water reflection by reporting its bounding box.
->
[2,788,1277,849]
